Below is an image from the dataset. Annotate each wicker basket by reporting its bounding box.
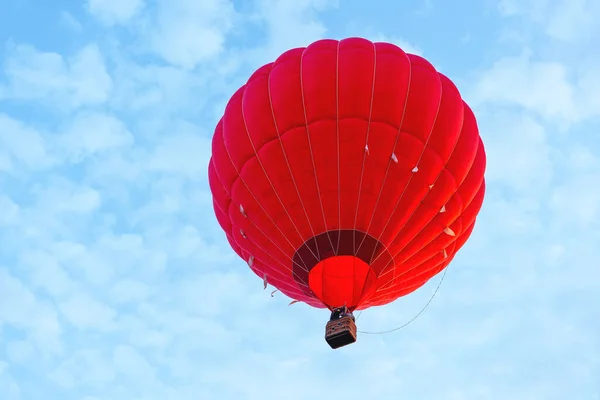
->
[325,315,357,349]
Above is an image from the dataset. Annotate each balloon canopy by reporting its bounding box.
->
[208,37,486,314]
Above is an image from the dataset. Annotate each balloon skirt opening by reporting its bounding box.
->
[308,255,375,310]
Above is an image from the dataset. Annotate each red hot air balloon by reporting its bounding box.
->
[208,37,486,349]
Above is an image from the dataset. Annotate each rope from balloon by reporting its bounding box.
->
[356,265,448,335]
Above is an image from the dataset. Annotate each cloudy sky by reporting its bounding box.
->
[1,0,599,399]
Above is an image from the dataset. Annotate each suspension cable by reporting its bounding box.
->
[357,266,449,335]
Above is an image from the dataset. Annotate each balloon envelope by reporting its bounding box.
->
[208,37,486,311]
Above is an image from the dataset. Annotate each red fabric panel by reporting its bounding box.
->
[308,255,374,310]
[208,37,486,310]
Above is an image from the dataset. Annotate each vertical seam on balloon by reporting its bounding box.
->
[211,148,315,302]
[353,41,378,251]
[369,140,484,298]
[373,190,475,296]
[218,96,311,280]
[370,109,478,277]
[240,71,321,266]
[299,44,336,253]
[367,215,479,304]
[376,167,485,288]
[353,48,413,257]
[366,259,451,304]
[217,125,299,263]
[209,166,228,216]
[393,194,481,288]
[214,158,309,284]
[221,197,313,300]
[335,39,342,255]
[209,158,237,243]
[379,146,474,275]
[369,85,464,281]
[266,58,321,262]
[396,159,484,266]
[354,40,379,306]
[364,62,445,274]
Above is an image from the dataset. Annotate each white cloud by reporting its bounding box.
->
[1,43,112,109]
[564,143,599,171]
[0,113,52,171]
[59,112,134,162]
[26,302,64,355]
[87,0,145,25]
[112,345,155,378]
[252,0,337,60]
[110,279,151,303]
[550,170,600,228]
[470,51,577,121]
[60,11,83,32]
[575,59,600,118]
[20,249,75,297]
[0,269,63,355]
[147,123,212,177]
[108,58,223,117]
[32,182,102,214]
[369,33,423,55]
[59,293,117,330]
[149,0,236,69]
[0,268,37,326]
[498,0,547,18]
[0,363,20,400]
[498,0,600,43]
[0,195,20,225]
[50,349,116,389]
[469,49,600,127]
[478,111,553,191]
[6,340,35,364]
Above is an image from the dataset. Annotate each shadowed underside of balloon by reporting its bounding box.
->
[208,37,486,349]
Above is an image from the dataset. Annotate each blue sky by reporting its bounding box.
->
[1,0,599,399]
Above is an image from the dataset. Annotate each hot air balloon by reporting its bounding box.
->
[208,37,486,349]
